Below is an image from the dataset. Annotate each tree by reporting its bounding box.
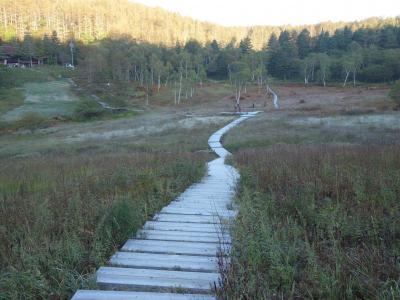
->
[317,53,331,86]
[230,61,251,112]
[174,51,190,104]
[267,33,279,50]
[149,53,164,92]
[250,52,267,94]
[144,68,152,106]
[239,36,253,55]
[297,29,311,58]
[315,30,330,53]
[184,39,202,55]
[83,45,108,83]
[210,40,219,52]
[20,31,36,66]
[334,26,353,51]
[378,26,399,49]
[341,56,353,87]
[348,42,363,87]
[268,30,299,80]
[301,54,318,85]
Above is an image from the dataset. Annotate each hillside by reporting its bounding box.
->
[0,0,399,48]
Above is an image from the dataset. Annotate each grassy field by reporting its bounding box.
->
[0,100,226,298]
[0,150,208,299]
[218,84,400,299]
[0,75,235,298]
[0,66,77,111]
[0,87,24,115]
[2,81,79,121]
[1,71,399,299]
[219,145,400,299]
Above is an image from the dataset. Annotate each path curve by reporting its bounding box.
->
[72,112,259,300]
[267,85,279,109]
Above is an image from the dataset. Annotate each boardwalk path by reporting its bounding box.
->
[72,112,259,300]
[267,86,279,109]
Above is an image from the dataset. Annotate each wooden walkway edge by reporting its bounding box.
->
[71,112,259,300]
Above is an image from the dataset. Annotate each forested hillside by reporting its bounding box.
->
[1,0,399,48]
[0,0,399,91]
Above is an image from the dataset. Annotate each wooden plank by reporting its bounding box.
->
[161,206,236,217]
[136,229,231,244]
[96,267,218,293]
[110,252,218,272]
[154,213,225,224]
[144,221,225,233]
[72,290,216,300]
[121,239,223,256]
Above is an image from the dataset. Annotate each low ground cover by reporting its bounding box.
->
[0,150,208,299]
[219,145,400,299]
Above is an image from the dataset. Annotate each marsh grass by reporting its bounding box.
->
[218,145,400,299]
[0,151,207,299]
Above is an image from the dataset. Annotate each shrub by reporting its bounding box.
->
[14,112,48,132]
[389,80,400,107]
[74,100,105,120]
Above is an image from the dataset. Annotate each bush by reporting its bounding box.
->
[0,67,50,88]
[74,100,105,120]
[359,64,394,83]
[14,112,48,132]
[389,80,400,106]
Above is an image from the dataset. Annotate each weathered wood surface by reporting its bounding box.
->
[71,112,259,300]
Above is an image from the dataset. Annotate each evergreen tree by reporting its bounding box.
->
[315,30,330,53]
[334,26,353,51]
[297,29,311,58]
[267,33,279,50]
[239,36,253,55]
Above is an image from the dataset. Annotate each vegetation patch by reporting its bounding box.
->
[2,81,79,122]
[0,87,24,115]
[0,151,208,299]
[218,145,400,299]
[390,80,400,108]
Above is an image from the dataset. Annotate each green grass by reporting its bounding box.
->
[0,66,141,132]
[218,145,400,299]
[0,67,51,88]
[0,66,82,127]
[0,88,24,115]
[2,81,79,122]
[0,150,208,299]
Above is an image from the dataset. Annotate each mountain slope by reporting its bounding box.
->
[0,0,399,48]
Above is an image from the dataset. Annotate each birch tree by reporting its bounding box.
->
[230,61,251,112]
[318,53,331,87]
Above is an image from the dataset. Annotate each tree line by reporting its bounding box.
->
[267,25,400,85]
[0,0,399,49]
[1,2,400,110]
[2,23,400,104]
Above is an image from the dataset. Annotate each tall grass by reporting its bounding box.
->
[0,151,207,299]
[218,145,400,299]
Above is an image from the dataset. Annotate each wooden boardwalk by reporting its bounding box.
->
[72,112,259,300]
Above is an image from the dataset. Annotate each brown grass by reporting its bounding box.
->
[0,145,208,299]
[218,144,400,299]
